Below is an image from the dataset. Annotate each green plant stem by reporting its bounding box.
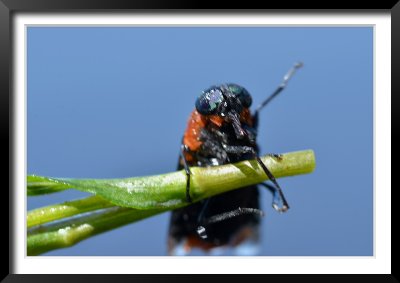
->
[27,195,114,228]
[27,150,316,210]
[27,149,316,255]
[27,206,166,256]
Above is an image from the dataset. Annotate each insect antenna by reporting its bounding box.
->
[254,62,303,127]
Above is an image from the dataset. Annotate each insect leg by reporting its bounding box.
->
[259,182,287,213]
[197,207,264,239]
[268,153,283,160]
[255,156,289,212]
[222,144,290,212]
[196,198,211,239]
[197,206,264,240]
[180,144,192,203]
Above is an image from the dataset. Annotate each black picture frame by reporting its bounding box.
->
[3,1,397,282]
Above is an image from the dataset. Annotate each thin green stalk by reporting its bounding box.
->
[27,149,316,255]
[27,206,166,256]
[28,150,316,210]
[27,195,114,228]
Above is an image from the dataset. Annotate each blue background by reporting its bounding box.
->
[27,27,373,256]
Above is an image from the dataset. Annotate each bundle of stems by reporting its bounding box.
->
[27,149,316,255]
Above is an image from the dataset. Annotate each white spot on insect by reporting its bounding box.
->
[197,226,207,239]
[210,158,220,166]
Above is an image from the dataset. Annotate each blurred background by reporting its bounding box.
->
[27,27,373,256]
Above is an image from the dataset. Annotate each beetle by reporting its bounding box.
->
[168,62,303,255]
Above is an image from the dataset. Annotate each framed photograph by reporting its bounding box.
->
[3,2,395,281]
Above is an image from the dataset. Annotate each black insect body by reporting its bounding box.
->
[168,63,303,255]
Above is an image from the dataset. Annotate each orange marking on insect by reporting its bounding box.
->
[183,152,194,162]
[208,115,224,127]
[183,108,253,154]
[184,235,218,251]
[183,110,207,151]
[229,226,256,247]
[240,108,253,126]
[184,226,255,252]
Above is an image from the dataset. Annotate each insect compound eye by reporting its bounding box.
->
[195,87,225,115]
[227,83,252,108]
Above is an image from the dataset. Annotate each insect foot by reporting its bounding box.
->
[197,226,208,239]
